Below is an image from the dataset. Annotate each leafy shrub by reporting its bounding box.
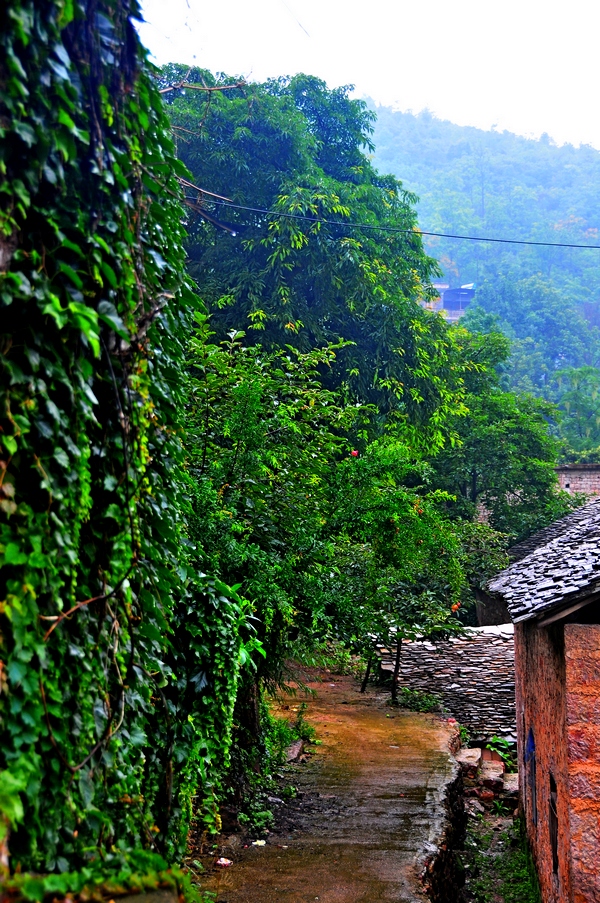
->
[487,736,518,771]
[398,687,443,712]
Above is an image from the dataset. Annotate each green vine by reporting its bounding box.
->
[0,0,247,882]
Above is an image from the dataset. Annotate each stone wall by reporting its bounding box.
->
[377,625,516,740]
[564,623,600,903]
[418,763,466,903]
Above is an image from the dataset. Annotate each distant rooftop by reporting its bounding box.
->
[423,282,476,322]
[556,464,600,471]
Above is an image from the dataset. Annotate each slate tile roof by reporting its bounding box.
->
[488,498,600,623]
[507,500,600,563]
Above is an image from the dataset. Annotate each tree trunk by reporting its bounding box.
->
[391,638,402,704]
[360,656,373,693]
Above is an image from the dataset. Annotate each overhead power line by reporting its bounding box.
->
[200,198,600,250]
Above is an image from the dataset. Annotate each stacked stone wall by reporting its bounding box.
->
[377,625,516,740]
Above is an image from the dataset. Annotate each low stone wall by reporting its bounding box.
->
[418,762,466,903]
[378,625,516,740]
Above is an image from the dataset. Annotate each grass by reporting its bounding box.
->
[462,816,541,903]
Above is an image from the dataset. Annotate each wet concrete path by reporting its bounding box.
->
[201,676,457,903]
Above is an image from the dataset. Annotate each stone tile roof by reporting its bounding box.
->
[488,498,600,623]
[508,499,600,562]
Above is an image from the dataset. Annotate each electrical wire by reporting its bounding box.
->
[197,198,600,250]
[277,0,310,37]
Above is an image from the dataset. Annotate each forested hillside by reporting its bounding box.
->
[371,107,600,458]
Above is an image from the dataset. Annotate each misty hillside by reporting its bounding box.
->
[371,106,600,298]
[370,106,600,458]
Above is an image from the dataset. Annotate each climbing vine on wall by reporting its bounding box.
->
[0,0,248,879]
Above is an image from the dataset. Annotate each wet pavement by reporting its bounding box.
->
[201,676,457,903]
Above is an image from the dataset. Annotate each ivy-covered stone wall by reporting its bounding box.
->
[0,0,247,883]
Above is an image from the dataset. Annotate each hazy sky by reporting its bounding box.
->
[138,0,600,149]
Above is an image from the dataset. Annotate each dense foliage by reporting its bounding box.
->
[371,107,600,458]
[428,329,575,541]
[159,68,482,450]
[0,13,575,892]
[164,74,570,700]
[0,0,249,886]
[184,320,507,706]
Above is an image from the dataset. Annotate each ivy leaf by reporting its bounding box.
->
[28,551,48,569]
[58,0,76,27]
[13,121,36,147]
[53,448,70,469]
[78,770,95,809]
[129,725,147,747]
[105,503,122,520]
[54,129,76,161]
[1,435,18,456]
[97,299,128,338]
[98,260,118,288]
[67,301,100,356]
[7,660,28,682]
[57,108,76,131]
[0,767,28,833]
[190,671,208,692]
[42,294,68,328]
[3,543,28,565]
[53,43,71,69]
[58,261,83,289]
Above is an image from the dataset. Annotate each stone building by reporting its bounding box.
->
[488,498,600,903]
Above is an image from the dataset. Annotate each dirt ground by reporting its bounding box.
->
[194,674,457,903]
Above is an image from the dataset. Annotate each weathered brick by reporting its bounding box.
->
[569,767,600,800]
[557,464,600,497]
[568,725,600,762]
[565,623,600,657]
[564,657,600,687]
[566,692,600,724]
[568,805,600,844]
[514,622,571,903]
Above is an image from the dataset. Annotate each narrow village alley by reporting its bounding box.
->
[197,675,459,903]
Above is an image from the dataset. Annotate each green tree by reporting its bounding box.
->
[550,366,600,457]
[184,322,482,713]
[324,438,489,701]
[431,383,574,541]
[185,317,368,681]
[160,67,474,450]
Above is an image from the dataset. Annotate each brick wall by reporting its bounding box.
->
[378,626,516,740]
[564,624,600,903]
[556,466,600,497]
[515,622,572,903]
